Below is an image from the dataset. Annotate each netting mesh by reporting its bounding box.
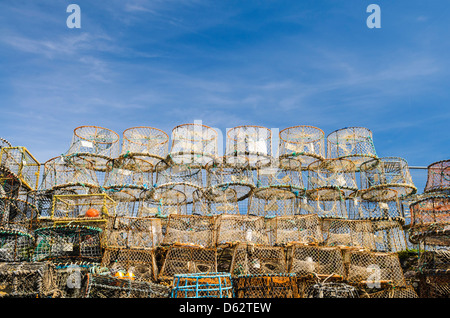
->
[309,282,359,298]
[300,197,348,218]
[265,214,323,246]
[0,227,34,261]
[233,273,299,298]
[370,218,408,252]
[53,265,90,298]
[216,214,269,246]
[0,197,39,231]
[162,214,216,248]
[248,187,299,217]
[363,285,418,298]
[171,272,234,298]
[230,243,287,276]
[321,218,375,250]
[409,196,450,239]
[360,157,416,197]
[0,165,22,198]
[139,187,188,216]
[192,187,240,216]
[66,126,120,160]
[85,273,170,298]
[103,156,153,190]
[256,157,305,192]
[278,125,325,167]
[0,262,57,297]
[326,127,377,167]
[0,147,40,190]
[424,160,450,193]
[349,196,403,219]
[418,271,450,298]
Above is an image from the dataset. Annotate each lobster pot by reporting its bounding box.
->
[40,155,99,192]
[0,227,34,262]
[105,188,142,217]
[101,247,159,283]
[158,245,217,282]
[171,272,234,298]
[0,197,39,231]
[359,157,416,198]
[265,214,323,246]
[85,273,170,298]
[248,187,299,217]
[0,165,22,198]
[103,157,153,190]
[215,214,269,246]
[286,244,345,278]
[192,187,239,216]
[51,194,116,228]
[33,225,103,264]
[233,273,299,298]
[121,126,169,165]
[205,156,255,201]
[364,285,418,298]
[418,248,450,271]
[346,250,406,288]
[326,127,377,168]
[105,216,162,249]
[418,271,450,298]
[139,188,188,217]
[370,217,408,252]
[256,157,305,192]
[0,262,56,298]
[66,125,120,162]
[170,123,218,165]
[0,146,40,190]
[226,125,272,167]
[278,125,325,168]
[301,197,348,219]
[53,264,90,298]
[229,243,287,276]
[321,218,376,250]
[309,282,359,298]
[307,158,358,196]
[349,196,403,219]
[0,137,11,150]
[162,214,216,248]
[424,159,450,194]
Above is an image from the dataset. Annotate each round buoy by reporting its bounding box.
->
[85,208,100,218]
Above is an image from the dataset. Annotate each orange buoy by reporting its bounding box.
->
[85,208,100,218]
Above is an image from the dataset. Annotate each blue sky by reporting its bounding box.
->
[0,0,449,192]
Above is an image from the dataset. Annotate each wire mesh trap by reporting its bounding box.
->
[230,243,287,276]
[417,269,450,298]
[301,196,348,218]
[0,261,57,298]
[0,196,39,231]
[85,273,170,298]
[192,187,240,216]
[362,284,419,298]
[349,195,404,219]
[33,224,103,264]
[0,227,34,262]
[0,165,22,199]
[158,245,217,282]
[171,272,234,298]
[326,127,377,168]
[162,214,216,248]
[215,214,269,246]
[265,214,323,246]
[0,146,40,191]
[103,156,154,191]
[369,217,408,252]
[248,187,299,217]
[321,218,376,250]
[139,187,188,216]
[256,157,305,192]
[424,159,450,194]
[278,125,326,168]
[359,157,416,198]
[233,273,299,298]
[309,282,359,298]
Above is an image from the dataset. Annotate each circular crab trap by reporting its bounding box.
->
[33,224,103,264]
[265,214,323,246]
[359,157,416,199]
[301,196,348,218]
[103,188,142,217]
[424,159,450,194]
[169,123,218,166]
[256,157,305,193]
[171,272,234,298]
[346,250,406,288]
[286,244,345,280]
[408,195,450,246]
[310,282,359,298]
[101,246,159,283]
[105,216,162,249]
[0,227,34,262]
[0,165,22,198]
[278,125,326,167]
[139,187,188,217]
[367,218,408,252]
[233,273,299,298]
[192,187,239,216]
[0,146,40,191]
[40,155,99,192]
[121,126,170,165]
[321,218,376,250]
[103,156,153,191]
[85,273,170,298]
[349,195,403,219]
[215,214,269,246]
[0,196,39,231]
[307,158,358,197]
[326,127,377,168]
[205,156,255,201]
[229,243,287,276]
[158,245,217,282]
[248,187,299,217]
[226,125,272,167]
[162,214,216,248]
